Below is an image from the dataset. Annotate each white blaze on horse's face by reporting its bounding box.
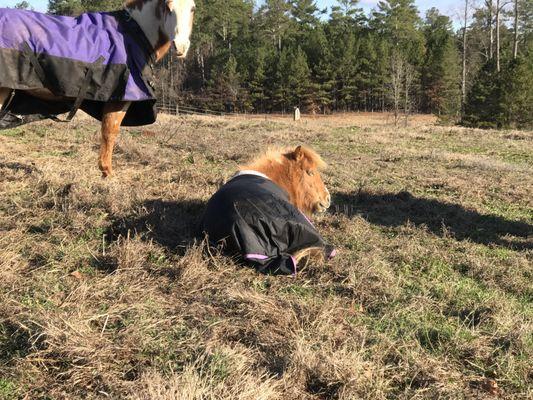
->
[164,0,195,58]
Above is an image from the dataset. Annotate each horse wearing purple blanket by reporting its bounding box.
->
[0,0,195,177]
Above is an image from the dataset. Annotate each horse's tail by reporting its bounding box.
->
[292,247,326,267]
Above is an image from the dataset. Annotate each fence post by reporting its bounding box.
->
[176,104,179,116]
[293,107,301,121]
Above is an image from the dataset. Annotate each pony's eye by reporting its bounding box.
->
[307,170,314,177]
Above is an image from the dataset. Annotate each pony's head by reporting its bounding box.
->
[285,146,331,214]
[241,146,331,215]
[163,0,195,58]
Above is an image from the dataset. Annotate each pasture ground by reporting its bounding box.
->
[0,113,531,399]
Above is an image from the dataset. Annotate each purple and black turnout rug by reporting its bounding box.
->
[0,8,157,127]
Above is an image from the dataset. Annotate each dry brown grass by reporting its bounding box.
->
[0,113,531,399]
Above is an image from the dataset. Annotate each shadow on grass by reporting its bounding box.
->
[332,191,532,250]
[0,320,45,366]
[106,199,206,252]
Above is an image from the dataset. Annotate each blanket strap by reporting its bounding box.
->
[23,42,50,88]
[64,56,105,122]
[23,42,104,123]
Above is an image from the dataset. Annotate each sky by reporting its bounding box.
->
[0,0,464,21]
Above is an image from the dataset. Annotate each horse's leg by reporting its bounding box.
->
[0,88,11,110]
[98,101,131,177]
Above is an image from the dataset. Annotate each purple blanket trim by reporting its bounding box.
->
[245,254,269,261]
[0,8,151,102]
[291,256,297,277]
[299,210,315,227]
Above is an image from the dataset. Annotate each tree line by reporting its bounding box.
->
[14,0,533,128]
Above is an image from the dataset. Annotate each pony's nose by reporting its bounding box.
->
[318,194,331,212]
[323,189,331,208]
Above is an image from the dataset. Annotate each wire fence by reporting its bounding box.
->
[156,103,398,122]
[157,103,242,118]
[156,103,308,120]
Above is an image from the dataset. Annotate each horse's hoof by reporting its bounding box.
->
[99,167,111,178]
[99,162,111,178]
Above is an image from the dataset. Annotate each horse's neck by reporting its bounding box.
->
[126,0,171,61]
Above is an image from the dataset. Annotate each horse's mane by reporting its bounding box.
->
[240,146,326,172]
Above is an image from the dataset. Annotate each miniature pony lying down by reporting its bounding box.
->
[201,146,335,275]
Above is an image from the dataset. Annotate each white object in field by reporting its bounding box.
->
[294,107,301,121]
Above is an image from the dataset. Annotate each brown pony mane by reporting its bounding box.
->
[239,146,327,214]
[241,146,326,172]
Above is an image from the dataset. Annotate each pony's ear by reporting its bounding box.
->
[166,0,174,11]
[294,146,304,162]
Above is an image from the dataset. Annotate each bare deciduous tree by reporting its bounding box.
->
[486,0,494,59]
[513,0,519,58]
[389,52,415,127]
[496,0,513,70]
[496,0,501,70]
[390,52,404,126]
[462,0,469,106]
[404,61,416,127]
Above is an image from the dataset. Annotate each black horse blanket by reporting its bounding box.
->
[0,8,157,128]
[201,171,334,275]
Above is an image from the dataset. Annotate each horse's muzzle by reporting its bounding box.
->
[316,191,331,213]
[316,201,331,214]
[174,39,190,58]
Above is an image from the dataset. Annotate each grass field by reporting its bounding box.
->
[0,113,531,399]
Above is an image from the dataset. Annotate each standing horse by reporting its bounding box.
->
[201,146,335,275]
[0,0,195,177]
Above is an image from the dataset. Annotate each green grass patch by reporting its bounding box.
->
[476,246,515,261]
[482,200,532,222]
[40,150,78,158]
[0,379,18,400]
[0,129,24,138]
[204,351,231,382]
[280,284,315,298]
[446,143,488,155]
[499,151,533,165]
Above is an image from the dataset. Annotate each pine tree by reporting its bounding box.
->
[218,55,241,108]
[81,0,123,11]
[269,48,291,112]
[258,0,292,51]
[462,61,504,128]
[438,40,462,121]
[356,31,388,111]
[374,0,425,65]
[501,56,533,128]
[248,49,269,112]
[48,0,83,15]
[287,46,311,108]
[14,1,31,9]
[290,0,320,28]
[304,25,334,112]
[422,8,462,120]
[327,2,364,110]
